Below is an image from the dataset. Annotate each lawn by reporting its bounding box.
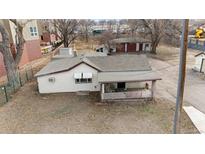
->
[0,80,198,133]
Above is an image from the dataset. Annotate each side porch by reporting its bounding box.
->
[98,71,161,102]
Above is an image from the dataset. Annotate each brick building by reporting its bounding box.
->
[0,20,42,77]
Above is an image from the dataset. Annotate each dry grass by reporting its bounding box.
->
[74,37,99,51]
[0,80,198,134]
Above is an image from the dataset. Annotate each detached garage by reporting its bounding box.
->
[112,37,151,53]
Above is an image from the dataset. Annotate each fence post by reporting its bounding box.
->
[12,80,15,92]
[25,68,29,81]
[18,71,22,86]
[3,86,8,103]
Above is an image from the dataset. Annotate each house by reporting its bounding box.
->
[35,54,161,101]
[37,20,58,45]
[193,52,205,73]
[0,19,42,77]
[95,37,152,54]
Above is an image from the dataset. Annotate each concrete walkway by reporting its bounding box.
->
[183,106,205,134]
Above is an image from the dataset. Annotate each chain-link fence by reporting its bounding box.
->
[0,66,34,106]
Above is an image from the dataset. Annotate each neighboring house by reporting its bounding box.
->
[37,20,58,45]
[35,55,161,101]
[0,19,42,77]
[193,52,205,73]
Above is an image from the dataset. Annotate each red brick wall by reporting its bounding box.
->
[24,39,42,62]
[0,39,42,77]
[42,32,51,42]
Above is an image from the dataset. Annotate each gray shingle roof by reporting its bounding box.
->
[35,54,152,77]
[112,37,151,43]
[86,54,151,72]
[35,57,82,77]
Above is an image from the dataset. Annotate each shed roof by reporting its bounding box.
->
[112,37,151,43]
[35,54,152,77]
[195,52,205,57]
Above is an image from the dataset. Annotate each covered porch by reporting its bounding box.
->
[98,71,161,102]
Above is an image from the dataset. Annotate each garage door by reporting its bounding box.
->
[127,43,136,52]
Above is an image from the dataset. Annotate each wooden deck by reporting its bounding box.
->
[101,90,152,101]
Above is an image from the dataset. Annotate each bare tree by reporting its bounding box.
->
[52,19,79,47]
[137,19,181,54]
[0,19,25,87]
[97,31,116,53]
[79,19,94,42]
[128,19,139,37]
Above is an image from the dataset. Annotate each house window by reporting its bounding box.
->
[74,73,92,84]
[48,77,55,83]
[30,27,38,36]
[75,78,92,84]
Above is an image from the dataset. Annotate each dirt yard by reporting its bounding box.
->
[0,80,198,134]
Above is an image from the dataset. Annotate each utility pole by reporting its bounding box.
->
[173,19,189,134]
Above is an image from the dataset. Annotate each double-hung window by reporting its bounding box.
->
[30,27,38,36]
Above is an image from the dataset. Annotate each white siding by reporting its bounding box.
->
[201,59,205,73]
[136,43,139,51]
[142,43,151,52]
[193,55,205,72]
[37,63,100,93]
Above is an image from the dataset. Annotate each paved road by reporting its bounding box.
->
[149,53,205,114]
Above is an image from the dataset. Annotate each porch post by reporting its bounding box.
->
[101,83,105,101]
[125,43,127,53]
[151,80,156,98]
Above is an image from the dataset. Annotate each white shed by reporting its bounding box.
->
[193,52,205,72]
[95,45,116,54]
